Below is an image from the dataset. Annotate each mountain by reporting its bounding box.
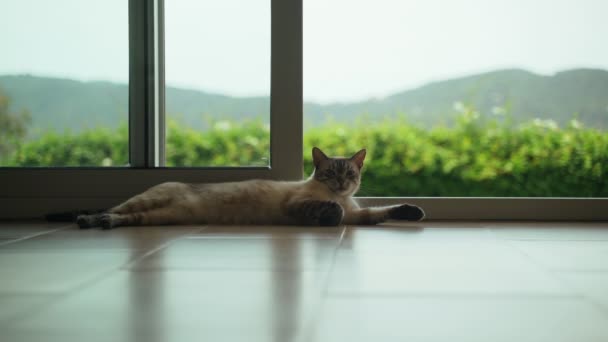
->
[305,69,608,128]
[0,76,128,136]
[0,75,269,136]
[1,69,607,138]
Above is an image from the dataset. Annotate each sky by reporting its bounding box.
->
[1,0,607,103]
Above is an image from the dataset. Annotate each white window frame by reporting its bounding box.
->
[0,0,606,220]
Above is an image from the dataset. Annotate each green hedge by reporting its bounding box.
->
[3,112,607,197]
[5,125,129,167]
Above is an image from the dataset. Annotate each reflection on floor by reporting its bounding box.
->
[1,221,608,342]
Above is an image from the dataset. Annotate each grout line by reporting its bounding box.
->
[324,292,585,299]
[0,224,210,327]
[119,241,178,270]
[502,238,608,312]
[120,225,208,270]
[549,269,608,273]
[585,300,608,318]
[0,267,122,327]
[184,235,337,240]
[337,225,347,244]
[127,266,328,272]
[296,225,348,342]
[501,238,608,242]
[551,270,608,318]
[0,224,73,247]
[323,225,348,293]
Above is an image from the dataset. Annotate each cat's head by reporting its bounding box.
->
[312,147,366,196]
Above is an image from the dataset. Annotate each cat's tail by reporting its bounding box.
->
[45,209,107,222]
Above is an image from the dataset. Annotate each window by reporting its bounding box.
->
[304,0,608,197]
[0,0,301,218]
[0,0,128,167]
[165,0,271,167]
[0,0,605,220]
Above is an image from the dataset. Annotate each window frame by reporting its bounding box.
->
[0,0,606,220]
[0,0,304,218]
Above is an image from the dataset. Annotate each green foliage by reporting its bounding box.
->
[6,125,128,167]
[166,119,269,167]
[4,112,607,197]
[0,88,30,162]
[304,109,607,197]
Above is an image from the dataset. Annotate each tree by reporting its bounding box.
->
[0,88,30,161]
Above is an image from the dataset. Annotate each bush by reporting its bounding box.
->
[304,115,608,197]
[4,112,607,197]
[5,125,128,167]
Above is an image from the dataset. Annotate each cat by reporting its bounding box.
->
[76,147,425,229]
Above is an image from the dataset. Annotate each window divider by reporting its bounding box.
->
[157,0,166,166]
[128,0,147,167]
[269,0,303,179]
[129,0,163,168]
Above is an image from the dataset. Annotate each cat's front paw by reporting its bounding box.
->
[389,204,425,221]
[318,201,344,226]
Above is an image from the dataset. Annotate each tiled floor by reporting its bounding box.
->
[1,221,608,342]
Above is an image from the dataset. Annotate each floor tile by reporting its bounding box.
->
[3,220,608,342]
[327,267,570,295]
[489,222,608,241]
[311,297,608,342]
[131,237,338,271]
[341,226,493,248]
[0,225,200,251]
[0,221,69,239]
[4,270,323,342]
[328,236,569,295]
[339,232,524,267]
[0,251,132,293]
[195,224,343,238]
[0,295,55,323]
[0,238,16,245]
[556,272,608,309]
[327,251,569,295]
[511,241,608,271]
[412,221,486,228]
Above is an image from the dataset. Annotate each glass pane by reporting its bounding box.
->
[0,0,129,167]
[165,0,270,167]
[304,0,608,197]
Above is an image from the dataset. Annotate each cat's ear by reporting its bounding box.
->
[312,147,329,168]
[350,149,366,169]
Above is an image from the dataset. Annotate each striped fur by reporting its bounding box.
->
[77,147,425,229]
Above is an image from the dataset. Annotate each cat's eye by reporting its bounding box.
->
[325,170,335,177]
[346,170,355,177]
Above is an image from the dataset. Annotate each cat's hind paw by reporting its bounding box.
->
[76,214,97,229]
[389,204,425,221]
[99,214,119,230]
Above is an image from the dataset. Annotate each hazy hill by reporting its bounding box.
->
[305,69,608,128]
[1,69,607,137]
[0,75,269,136]
[0,76,128,136]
